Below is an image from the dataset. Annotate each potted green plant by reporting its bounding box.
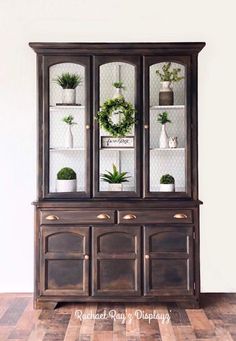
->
[55,72,82,104]
[101,164,130,191]
[157,111,172,148]
[160,174,175,192]
[112,81,125,99]
[156,62,184,105]
[56,167,77,192]
[62,115,77,148]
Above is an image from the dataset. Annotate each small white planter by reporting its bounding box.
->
[160,183,175,192]
[65,125,73,148]
[113,88,123,99]
[56,179,77,192]
[108,183,123,191]
[62,89,76,104]
[159,124,169,148]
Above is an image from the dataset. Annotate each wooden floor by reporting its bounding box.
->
[0,294,236,341]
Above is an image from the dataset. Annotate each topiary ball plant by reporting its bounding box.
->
[160,174,175,184]
[57,167,76,180]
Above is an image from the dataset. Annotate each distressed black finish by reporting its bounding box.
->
[30,42,205,309]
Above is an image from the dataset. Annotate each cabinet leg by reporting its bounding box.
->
[34,300,58,310]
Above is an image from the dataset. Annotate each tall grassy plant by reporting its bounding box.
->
[55,73,82,89]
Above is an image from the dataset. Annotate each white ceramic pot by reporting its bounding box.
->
[65,125,73,148]
[160,183,175,192]
[159,124,169,148]
[113,88,123,99]
[63,89,76,104]
[109,183,123,191]
[56,179,77,192]
[160,81,172,92]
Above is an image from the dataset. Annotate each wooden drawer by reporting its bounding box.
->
[40,210,115,225]
[118,209,193,224]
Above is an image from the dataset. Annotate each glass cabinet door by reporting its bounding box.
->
[44,56,91,198]
[94,57,141,197]
[144,57,191,197]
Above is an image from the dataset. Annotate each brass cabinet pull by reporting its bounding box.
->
[123,214,137,220]
[96,213,110,220]
[84,255,89,260]
[45,215,59,221]
[173,213,188,219]
[145,255,150,259]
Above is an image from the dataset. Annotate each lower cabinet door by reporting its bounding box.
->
[40,225,89,296]
[144,226,194,296]
[92,226,141,296]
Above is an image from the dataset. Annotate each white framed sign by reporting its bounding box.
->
[101,136,134,149]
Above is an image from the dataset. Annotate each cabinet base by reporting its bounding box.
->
[34,300,58,310]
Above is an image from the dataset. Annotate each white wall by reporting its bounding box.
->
[0,0,235,292]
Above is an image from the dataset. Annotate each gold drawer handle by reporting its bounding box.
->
[84,255,89,260]
[123,214,137,220]
[45,215,59,221]
[145,254,150,259]
[174,213,188,219]
[97,213,110,220]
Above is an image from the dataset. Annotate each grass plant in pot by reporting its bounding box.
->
[160,174,175,192]
[55,72,82,105]
[157,111,171,149]
[56,167,77,192]
[101,164,130,191]
[62,115,77,148]
[156,62,184,105]
[112,81,125,99]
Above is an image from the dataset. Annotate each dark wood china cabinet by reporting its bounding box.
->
[30,42,205,309]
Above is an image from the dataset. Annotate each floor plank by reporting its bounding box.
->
[0,294,235,341]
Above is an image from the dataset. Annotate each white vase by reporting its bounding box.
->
[159,124,169,148]
[109,183,123,191]
[160,183,175,192]
[159,81,174,105]
[113,88,123,99]
[65,125,73,148]
[62,89,76,104]
[56,179,77,192]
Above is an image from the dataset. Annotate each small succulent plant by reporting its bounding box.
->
[62,115,77,125]
[160,174,175,184]
[156,62,184,82]
[55,73,82,89]
[112,81,125,89]
[157,111,172,125]
[57,167,76,180]
[101,164,130,184]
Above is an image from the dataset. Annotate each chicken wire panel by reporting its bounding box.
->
[99,150,135,191]
[150,62,186,107]
[50,108,85,149]
[50,63,85,106]
[49,151,86,192]
[150,108,186,149]
[99,62,135,105]
[150,150,186,192]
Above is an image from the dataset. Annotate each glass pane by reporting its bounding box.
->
[49,63,86,193]
[98,62,136,192]
[149,62,186,193]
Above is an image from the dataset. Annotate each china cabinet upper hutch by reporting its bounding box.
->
[30,42,205,309]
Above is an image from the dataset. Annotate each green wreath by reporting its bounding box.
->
[97,97,136,137]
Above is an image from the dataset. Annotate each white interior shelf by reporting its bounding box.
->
[99,148,134,151]
[50,148,85,151]
[50,105,85,111]
[150,148,185,151]
[150,105,185,110]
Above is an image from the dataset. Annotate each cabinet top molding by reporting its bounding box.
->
[29,42,206,54]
